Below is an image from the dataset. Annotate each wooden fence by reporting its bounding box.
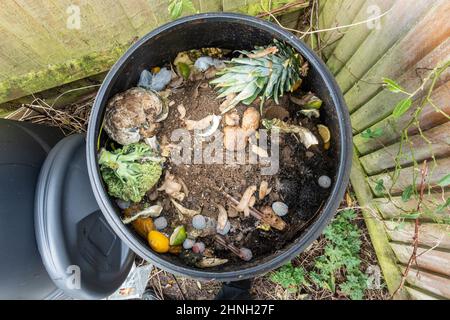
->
[0,0,306,111]
[318,0,450,299]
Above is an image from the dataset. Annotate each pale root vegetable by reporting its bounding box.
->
[170,199,201,221]
[236,185,257,212]
[157,173,182,196]
[185,115,214,131]
[248,196,256,207]
[241,107,260,133]
[177,104,186,119]
[216,204,228,230]
[258,181,272,199]
[224,111,240,126]
[223,126,247,151]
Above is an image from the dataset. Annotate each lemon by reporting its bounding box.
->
[178,62,191,80]
[148,231,170,253]
[317,124,330,142]
[170,225,187,246]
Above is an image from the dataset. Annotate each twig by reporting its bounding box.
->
[221,190,287,230]
[171,274,186,300]
[392,161,428,298]
[256,0,309,18]
[261,4,394,36]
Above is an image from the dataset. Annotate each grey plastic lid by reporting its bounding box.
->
[35,134,135,299]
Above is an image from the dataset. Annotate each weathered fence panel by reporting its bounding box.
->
[320,0,450,299]
[0,0,306,107]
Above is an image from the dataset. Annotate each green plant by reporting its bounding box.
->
[99,143,163,202]
[401,185,414,202]
[211,39,306,113]
[361,127,383,139]
[374,179,385,194]
[310,209,368,300]
[383,60,450,119]
[270,262,308,293]
[168,0,196,20]
[269,209,369,299]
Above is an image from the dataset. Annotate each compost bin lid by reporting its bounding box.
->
[35,134,135,300]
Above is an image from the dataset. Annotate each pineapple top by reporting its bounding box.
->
[211,39,308,114]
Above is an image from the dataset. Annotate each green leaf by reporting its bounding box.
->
[437,173,450,187]
[400,212,421,219]
[361,127,383,139]
[181,0,196,13]
[168,0,183,19]
[435,198,450,214]
[374,179,385,193]
[401,185,414,202]
[383,78,405,93]
[392,98,412,118]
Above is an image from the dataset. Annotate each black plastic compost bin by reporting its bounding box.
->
[0,119,134,300]
[87,13,352,282]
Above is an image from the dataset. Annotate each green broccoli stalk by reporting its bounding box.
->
[99,143,163,203]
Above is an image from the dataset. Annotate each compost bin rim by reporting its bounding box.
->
[87,12,352,281]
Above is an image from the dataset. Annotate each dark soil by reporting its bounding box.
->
[139,78,336,268]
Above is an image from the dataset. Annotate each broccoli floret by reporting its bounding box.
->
[99,143,163,203]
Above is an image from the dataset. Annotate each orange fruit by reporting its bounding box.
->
[132,217,155,239]
[148,230,170,253]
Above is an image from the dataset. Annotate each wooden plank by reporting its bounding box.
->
[197,0,222,12]
[350,39,450,134]
[391,243,450,277]
[350,147,409,299]
[0,1,70,65]
[368,157,450,197]
[320,0,365,60]
[354,80,450,156]
[385,221,450,250]
[334,0,434,94]
[344,1,450,114]
[0,43,131,105]
[325,0,396,75]
[117,0,160,37]
[403,267,450,299]
[405,286,440,300]
[316,0,345,53]
[360,122,450,175]
[371,191,450,222]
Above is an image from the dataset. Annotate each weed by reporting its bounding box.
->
[270,209,368,300]
[270,263,308,293]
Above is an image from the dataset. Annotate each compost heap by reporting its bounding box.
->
[98,40,335,269]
